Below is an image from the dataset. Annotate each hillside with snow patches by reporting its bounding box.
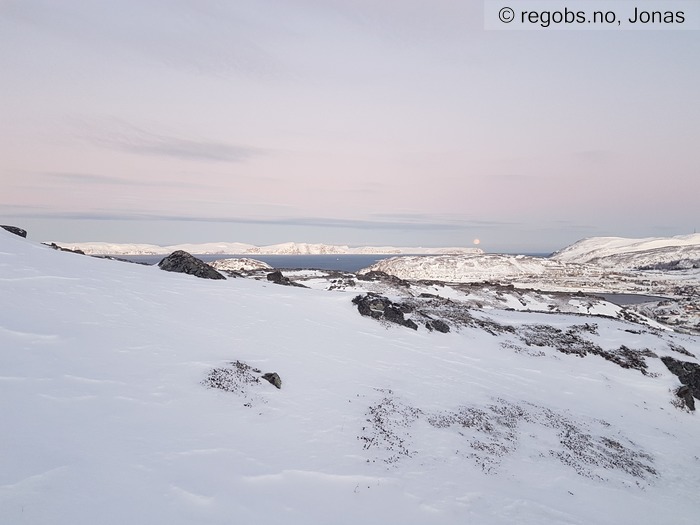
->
[2,229,700,524]
[51,240,482,256]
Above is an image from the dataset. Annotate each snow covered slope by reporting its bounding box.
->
[2,229,700,525]
[51,240,482,256]
[209,258,273,272]
[359,254,574,283]
[551,233,700,269]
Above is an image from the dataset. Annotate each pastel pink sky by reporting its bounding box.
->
[1,1,698,252]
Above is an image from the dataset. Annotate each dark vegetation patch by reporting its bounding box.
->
[358,389,423,464]
[202,360,281,406]
[517,324,657,375]
[359,392,657,483]
[668,342,696,358]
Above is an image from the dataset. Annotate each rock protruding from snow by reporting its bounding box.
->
[261,372,282,389]
[266,270,306,287]
[352,293,418,330]
[661,356,700,407]
[1,225,27,238]
[210,258,273,272]
[551,234,700,270]
[158,251,226,280]
[676,386,696,411]
[425,319,450,333]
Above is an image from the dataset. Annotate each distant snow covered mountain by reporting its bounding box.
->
[551,233,700,269]
[2,229,700,524]
[50,240,482,256]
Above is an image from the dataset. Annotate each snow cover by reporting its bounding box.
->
[2,229,700,525]
[551,233,700,268]
[360,254,574,283]
[209,258,273,272]
[50,241,483,256]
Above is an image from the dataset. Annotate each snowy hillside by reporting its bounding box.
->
[551,233,700,269]
[209,258,273,272]
[2,229,700,525]
[50,240,482,256]
[359,254,574,283]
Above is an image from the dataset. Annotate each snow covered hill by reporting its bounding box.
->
[551,233,700,269]
[2,229,700,525]
[50,240,482,256]
[359,253,575,283]
[209,258,273,272]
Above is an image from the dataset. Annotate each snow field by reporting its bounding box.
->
[1,230,699,524]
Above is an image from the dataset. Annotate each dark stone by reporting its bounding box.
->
[158,250,225,280]
[676,386,696,411]
[1,225,27,238]
[267,270,288,284]
[262,372,282,389]
[425,319,450,333]
[661,356,700,403]
[265,270,307,287]
[352,293,417,330]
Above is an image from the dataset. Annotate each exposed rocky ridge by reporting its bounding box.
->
[352,293,418,330]
[660,356,700,403]
[266,270,307,287]
[1,225,27,238]
[43,242,86,254]
[158,250,226,280]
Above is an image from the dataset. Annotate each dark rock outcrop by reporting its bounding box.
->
[356,270,411,288]
[661,356,700,405]
[425,319,450,333]
[262,372,282,389]
[676,386,696,411]
[43,242,85,255]
[266,270,306,287]
[352,293,418,330]
[158,250,225,280]
[1,225,27,238]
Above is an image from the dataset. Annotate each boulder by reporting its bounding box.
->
[1,225,27,238]
[676,386,696,411]
[266,270,307,287]
[661,356,700,405]
[158,250,225,280]
[425,319,450,333]
[352,293,418,330]
[262,372,282,389]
